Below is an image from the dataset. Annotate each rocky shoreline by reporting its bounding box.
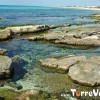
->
[0,24,100,100]
[0,25,50,40]
[25,26,100,47]
[39,55,100,87]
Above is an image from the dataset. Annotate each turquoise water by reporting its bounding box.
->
[0,5,100,94]
[0,39,100,93]
[0,5,52,9]
[0,5,100,26]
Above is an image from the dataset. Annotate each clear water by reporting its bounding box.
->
[0,39,100,93]
[0,5,100,93]
[0,5,100,26]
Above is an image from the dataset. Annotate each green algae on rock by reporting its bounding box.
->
[0,25,50,41]
[88,14,100,20]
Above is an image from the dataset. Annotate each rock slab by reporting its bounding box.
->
[0,48,7,55]
[68,56,100,86]
[39,55,86,72]
[0,56,13,78]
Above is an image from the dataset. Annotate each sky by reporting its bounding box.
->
[0,0,100,6]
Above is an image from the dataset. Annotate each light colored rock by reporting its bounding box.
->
[0,29,12,40]
[26,26,100,47]
[68,56,100,86]
[0,25,50,41]
[55,37,100,46]
[83,35,99,39]
[0,56,13,78]
[0,48,7,55]
[39,55,86,72]
[6,25,49,35]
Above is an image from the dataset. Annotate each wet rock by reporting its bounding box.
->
[68,56,100,86]
[0,48,7,55]
[66,24,72,27]
[0,29,13,40]
[0,17,5,20]
[39,55,86,72]
[80,16,84,18]
[0,56,13,79]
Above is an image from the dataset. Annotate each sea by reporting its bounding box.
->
[0,5,100,96]
[0,5,100,26]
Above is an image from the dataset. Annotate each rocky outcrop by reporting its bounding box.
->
[0,29,13,40]
[39,55,86,72]
[6,25,49,35]
[0,48,7,55]
[68,56,100,86]
[0,56,13,78]
[0,25,50,41]
[39,55,100,87]
[27,26,100,47]
[0,17,5,20]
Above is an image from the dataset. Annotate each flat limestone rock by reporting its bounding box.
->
[0,25,49,41]
[26,26,100,47]
[0,29,12,40]
[0,56,13,78]
[68,56,100,86]
[6,25,49,34]
[39,55,86,72]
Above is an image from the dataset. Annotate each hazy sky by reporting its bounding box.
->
[0,0,100,6]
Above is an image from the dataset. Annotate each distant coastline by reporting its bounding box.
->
[0,5,100,10]
[54,6,100,11]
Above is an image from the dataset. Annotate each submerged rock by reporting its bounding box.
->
[0,17,5,20]
[68,56,100,86]
[88,14,100,20]
[39,55,86,72]
[0,48,7,55]
[0,56,13,79]
[4,82,22,90]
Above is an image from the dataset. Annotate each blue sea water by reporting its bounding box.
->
[0,5,100,94]
[0,5,100,26]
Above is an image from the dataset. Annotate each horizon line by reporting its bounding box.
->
[0,5,99,7]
